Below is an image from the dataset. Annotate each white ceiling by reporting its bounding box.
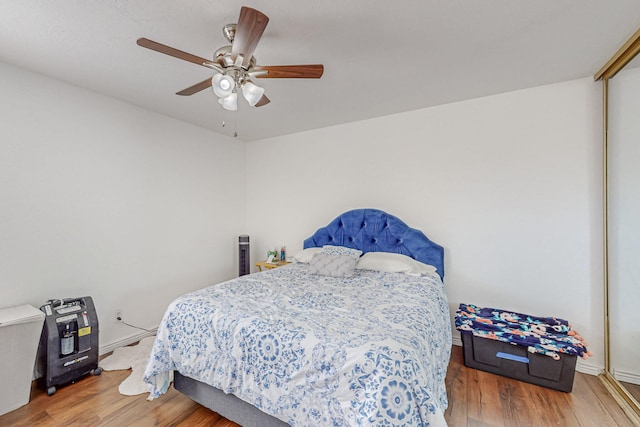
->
[1,1,639,141]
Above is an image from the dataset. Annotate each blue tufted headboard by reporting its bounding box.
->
[303,208,445,279]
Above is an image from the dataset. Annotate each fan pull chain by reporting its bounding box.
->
[233,108,238,138]
[221,117,238,138]
[220,93,238,138]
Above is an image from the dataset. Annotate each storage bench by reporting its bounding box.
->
[455,303,589,393]
[461,333,577,392]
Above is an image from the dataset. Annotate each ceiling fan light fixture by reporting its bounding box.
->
[137,7,324,112]
[241,81,265,106]
[212,73,235,98]
[218,92,238,111]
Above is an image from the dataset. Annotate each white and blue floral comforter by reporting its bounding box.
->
[144,263,451,426]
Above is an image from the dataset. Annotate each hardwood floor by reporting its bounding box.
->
[0,346,634,427]
[620,382,640,406]
[0,367,239,427]
[445,346,636,427]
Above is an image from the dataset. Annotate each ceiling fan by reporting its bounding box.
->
[137,6,324,111]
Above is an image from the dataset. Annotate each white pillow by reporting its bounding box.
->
[356,252,437,275]
[321,245,363,258]
[293,247,324,263]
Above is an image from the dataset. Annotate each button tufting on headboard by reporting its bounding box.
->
[303,208,445,279]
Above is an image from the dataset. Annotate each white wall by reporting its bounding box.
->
[0,60,605,374]
[246,77,604,373]
[0,62,247,350]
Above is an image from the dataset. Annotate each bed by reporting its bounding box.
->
[144,208,451,426]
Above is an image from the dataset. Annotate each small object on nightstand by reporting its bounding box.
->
[255,260,292,271]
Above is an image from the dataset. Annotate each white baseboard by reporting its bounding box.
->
[576,359,603,376]
[99,328,157,356]
[613,369,640,385]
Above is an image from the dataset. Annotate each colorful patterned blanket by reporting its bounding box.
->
[455,303,591,359]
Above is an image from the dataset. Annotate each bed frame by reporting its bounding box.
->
[174,371,288,426]
[173,208,445,426]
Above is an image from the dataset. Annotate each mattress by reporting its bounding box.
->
[144,263,451,426]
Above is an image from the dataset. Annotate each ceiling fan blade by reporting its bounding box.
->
[176,78,213,96]
[137,38,220,70]
[252,64,324,79]
[230,7,269,69]
[255,94,270,107]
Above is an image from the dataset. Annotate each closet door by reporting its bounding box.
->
[607,57,640,407]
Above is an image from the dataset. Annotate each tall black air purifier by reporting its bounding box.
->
[239,235,250,276]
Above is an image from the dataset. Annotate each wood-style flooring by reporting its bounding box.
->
[444,346,636,426]
[620,382,640,407]
[0,346,635,427]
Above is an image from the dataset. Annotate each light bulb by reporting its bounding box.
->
[212,74,235,98]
